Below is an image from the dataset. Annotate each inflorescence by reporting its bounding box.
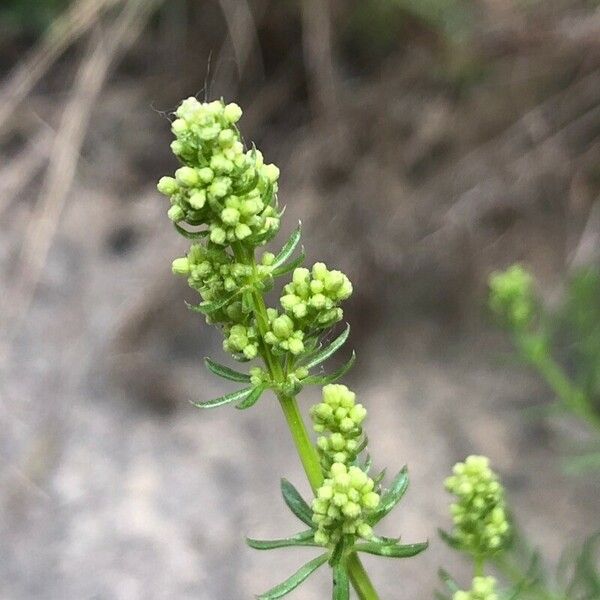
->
[453,576,498,600]
[445,455,510,558]
[310,384,378,546]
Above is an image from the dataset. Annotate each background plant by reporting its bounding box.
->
[489,265,600,473]
[438,456,600,600]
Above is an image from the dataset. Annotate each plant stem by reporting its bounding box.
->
[238,245,380,600]
[518,334,600,432]
[474,555,485,578]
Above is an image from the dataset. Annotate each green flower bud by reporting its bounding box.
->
[223,102,242,124]
[198,167,214,184]
[210,227,227,245]
[157,176,178,196]
[234,223,252,240]
[262,163,280,183]
[175,166,199,187]
[172,257,190,276]
[272,314,294,339]
[221,207,240,225]
[189,190,206,210]
[168,205,185,222]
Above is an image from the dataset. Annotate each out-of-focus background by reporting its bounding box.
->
[1,1,599,598]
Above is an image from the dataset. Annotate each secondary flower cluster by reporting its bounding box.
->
[311,384,367,470]
[310,385,377,546]
[157,97,280,246]
[445,456,510,557]
[281,264,353,329]
[453,576,498,600]
[489,264,535,329]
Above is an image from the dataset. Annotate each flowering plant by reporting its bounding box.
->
[157,97,427,599]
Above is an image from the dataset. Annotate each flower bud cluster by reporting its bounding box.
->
[310,384,367,471]
[157,98,280,246]
[310,385,377,547]
[280,264,353,329]
[312,462,379,546]
[445,456,510,557]
[223,324,259,360]
[489,265,535,330]
[264,309,305,355]
[453,576,498,600]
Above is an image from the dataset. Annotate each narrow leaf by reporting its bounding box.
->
[369,466,408,523]
[302,351,356,386]
[204,357,251,383]
[353,540,428,558]
[438,569,460,593]
[272,224,302,269]
[332,564,349,600]
[302,325,351,370]
[235,385,265,410]
[281,479,314,527]
[272,250,306,278]
[438,528,462,550]
[191,386,252,409]
[173,223,208,240]
[246,530,317,550]
[186,291,239,315]
[257,554,328,599]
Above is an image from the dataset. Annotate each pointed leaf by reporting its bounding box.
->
[369,466,409,524]
[438,569,460,594]
[236,385,265,409]
[186,291,239,315]
[302,325,350,370]
[204,357,251,383]
[332,564,349,600]
[438,528,462,550]
[281,479,314,527]
[191,386,252,409]
[246,530,317,550]
[353,540,428,558]
[272,250,306,278]
[173,223,209,240]
[257,553,328,599]
[272,224,302,269]
[302,352,356,386]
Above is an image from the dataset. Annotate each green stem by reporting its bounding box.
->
[235,245,379,600]
[517,334,600,432]
[474,555,485,578]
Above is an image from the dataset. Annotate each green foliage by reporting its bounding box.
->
[489,265,600,470]
[160,97,427,597]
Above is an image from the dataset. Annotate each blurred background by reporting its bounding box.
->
[1,1,599,598]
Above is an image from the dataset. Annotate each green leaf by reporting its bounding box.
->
[438,569,460,594]
[272,250,306,278]
[302,325,351,370]
[235,385,265,409]
[302,351,356,386]
[353,540,428,558]
[190,386,252,409]
[438,528,462,550]
[204,357,251,383]
[257,553,328,599]
[272,224,302,270]
[332,564,349,600]
[246,529,317,550]
[173,222,209,240]
[186,291,239,315]
[369,466,409,524]
[281,479,314,527]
